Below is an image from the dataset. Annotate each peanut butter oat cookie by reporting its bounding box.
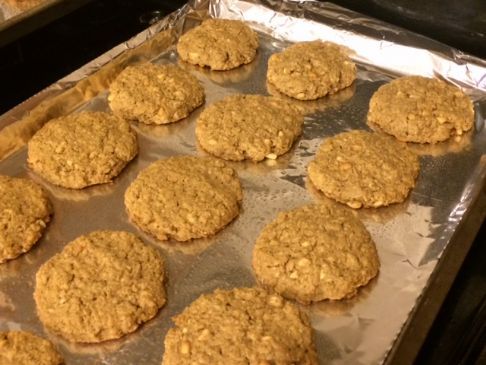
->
[196,94,303,162]
[267,41,356,100]
[162,287,318,365]
[27,112,137,189]
[35,230,166,343]
[177,19,259,71]
[125,156,242,241]
[0,175,52,263]
[0,331,63,365]
[253,204,379,303]
[308,130,419,209]
[108,63,205,125]
[367,76,474,143]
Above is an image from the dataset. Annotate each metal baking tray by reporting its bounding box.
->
[0,1,485,364]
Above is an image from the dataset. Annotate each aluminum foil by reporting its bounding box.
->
[1,1,486,364]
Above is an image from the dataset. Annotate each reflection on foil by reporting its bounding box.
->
[0,1,485,365]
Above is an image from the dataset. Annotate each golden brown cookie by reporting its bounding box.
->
[177,19,259,71]
[162,287,318,365]
[108,63,205,125]
[308,130,419,209]
[367,76,474,143]
[267,41,356,100]
[253,204,380,303]
[196,94,303,162]
[267,80,355,115]
[0,175,52,264]
[34,230,166,343]
[27,112,138,189]
[0,331,63,365]
[125,156,242,241]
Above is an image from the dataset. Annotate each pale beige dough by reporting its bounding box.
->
[253,204,380,303]
[108,63,205,125]
[308,130,420,209]
[162,287,318,365]
[27,111,138,189]
[35,230,166,343]
[196,94,303,162]
[0,331,63,365]
[0,175,52,263]
[367,76,474,143]
[125,156,242,241]
[177,19,259,71]
[267,41,356,100]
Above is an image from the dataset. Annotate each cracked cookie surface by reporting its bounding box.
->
[196,94,303,162]
[34,230,166,343]
[162,287,318,365]
[267,41,356,100]
[0,331,63,365]
[125,156,242,241]
[253,204,380,303]
[27,111,138,189]
[109,63,205,125]
[308,130,419,209]
[367,76,474,143]
[0,175,52,263]
[177,19,259,71]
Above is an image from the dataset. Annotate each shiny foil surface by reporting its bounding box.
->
[0,1,485,364]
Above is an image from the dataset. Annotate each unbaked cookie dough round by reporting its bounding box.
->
[0,331,63,365]
[27,111,138,189]
[177,19,259,71]
[0,175,52,264]
[108,63,205,125]
[253,204,380,303]
[308,130,419,209]
[125,156,242,241]
[34,230,166,343]
[162,287,318,365]
[267,41,356,100]
[196,94,303,161]
[367,76,474,143]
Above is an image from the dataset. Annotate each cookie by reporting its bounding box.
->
[196,94,303,162]
[367,76,474,143]
[162,287,318,365]
[253,204,379,303]
[0,331,63,365]
[108,63,205,125]
[34,230,166,343]
[177,19,259,71]
[308,130,419,209]
[27,111,137,189]
[125,156,242,241]
[267,80,355,115]
[0,175,52,263]
[267,41,356,100]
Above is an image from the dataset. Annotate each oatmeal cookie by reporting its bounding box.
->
[196,94,303,161]
[177,19,259,70]
[367,76,474,143]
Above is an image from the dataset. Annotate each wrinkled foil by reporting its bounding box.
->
[0,1,485,364]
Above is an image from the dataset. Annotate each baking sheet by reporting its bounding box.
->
[1,0,486,364]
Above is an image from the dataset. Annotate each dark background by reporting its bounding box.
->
[0,1,485,364]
